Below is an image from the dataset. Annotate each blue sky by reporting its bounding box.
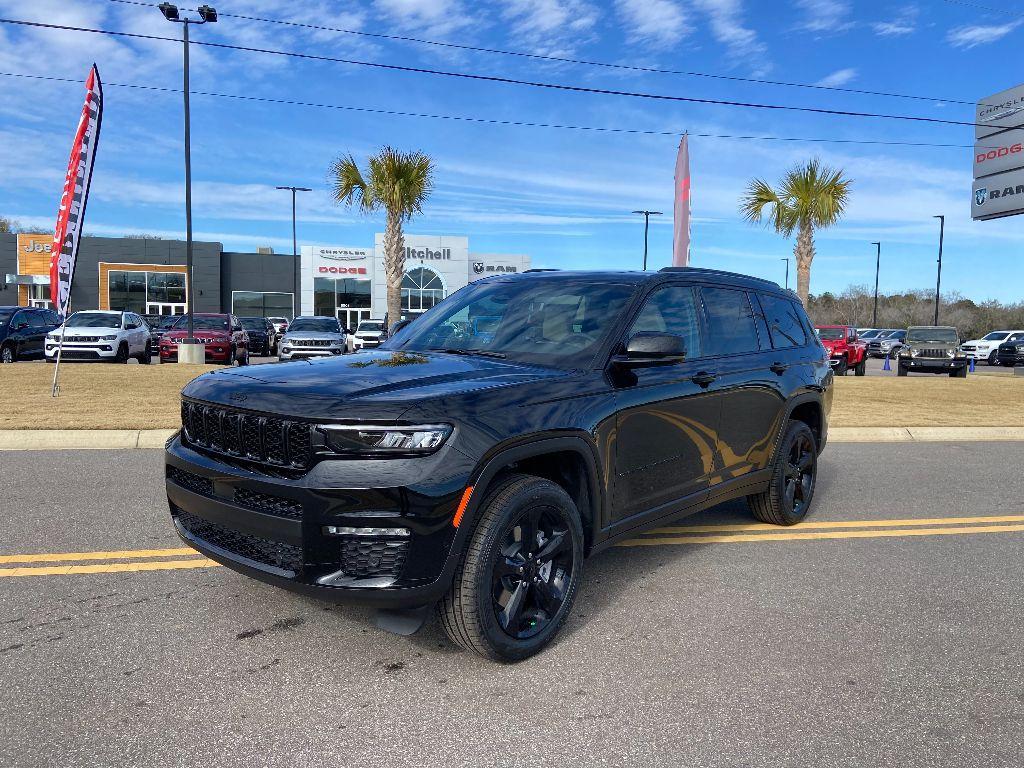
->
[2,0,1023,301]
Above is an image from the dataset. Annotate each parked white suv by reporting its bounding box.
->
[353,319,386,349]
[960,330,1024,365]
[45,310,152,363]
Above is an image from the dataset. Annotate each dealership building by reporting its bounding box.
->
[1,232,529,324]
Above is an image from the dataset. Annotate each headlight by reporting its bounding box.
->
[47,334,58,341]
[319,424,452,455]
[102,334,118,341]
[946,349,955,358]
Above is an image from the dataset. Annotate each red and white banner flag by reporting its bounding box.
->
[672,133,691,267]
[50,64,103,317]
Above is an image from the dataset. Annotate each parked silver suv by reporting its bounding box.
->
[278,316,346,361]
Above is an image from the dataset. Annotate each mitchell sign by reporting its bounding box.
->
[973,83,1024,221]
[404,246,451,260]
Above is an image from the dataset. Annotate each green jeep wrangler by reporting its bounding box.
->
[897,326,968,377]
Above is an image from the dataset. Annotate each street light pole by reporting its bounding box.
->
[933,215,944,326]
[780,258,789,289]
[871,241,881,327]
[631,210,663,270]
[276,186,311,319]
[159,3,217,354]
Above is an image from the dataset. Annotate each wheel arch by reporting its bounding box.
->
[781,394,825,453]
[460,434,603,555]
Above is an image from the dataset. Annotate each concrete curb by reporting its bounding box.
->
[0,426,1021,451]
[0,429,178,451]
[829,426,1024,442]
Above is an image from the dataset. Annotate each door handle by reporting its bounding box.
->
[770,361,788,375]
[691,371,717,388]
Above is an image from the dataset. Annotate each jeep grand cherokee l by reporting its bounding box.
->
[165,268,832,661]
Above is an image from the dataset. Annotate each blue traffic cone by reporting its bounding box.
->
[969,357,976,373]
[882,354,891,371]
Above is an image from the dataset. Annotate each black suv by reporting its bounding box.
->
[0,306,63,363]
[165,269,832,660]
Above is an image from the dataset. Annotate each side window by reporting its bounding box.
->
[758,293,808,350]
[700,287,760,356]
[627,284,703,359]
[46,311,61,326]
[27,311,48,328]
[1009,333,1024,342]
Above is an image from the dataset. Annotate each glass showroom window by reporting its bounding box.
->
[108,270,186,314]
[401,267,444,314]
[313,278,371,316]
[232,291,294,319]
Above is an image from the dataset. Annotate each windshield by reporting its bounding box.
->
[982,332,1010,341]
[159,316,181,329]
[387,277,636,369]
[0,309,15,325]
[289,318,340,333]
[174,316,229,331]
[908,328,958,343]
[357,321,384,332]
[816,328,845,340]
[268,317,286,323]
[860,330,883,339]
[239,318,267,331]
[67,312,121,328]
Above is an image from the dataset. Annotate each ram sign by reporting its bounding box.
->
[973,84,1024,221]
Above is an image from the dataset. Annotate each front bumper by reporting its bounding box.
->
[279,346,344,360]
[164,433,473,607]
[45,343,117,360]
[161,344,232,363]
[996,352,1024,366]
[898,357,968,372]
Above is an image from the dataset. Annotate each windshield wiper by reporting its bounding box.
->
[427,347,507,359]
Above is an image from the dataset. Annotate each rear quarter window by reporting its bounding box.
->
[758,293,808,349]
[700,287,760,356]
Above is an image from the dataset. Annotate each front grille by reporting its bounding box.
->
[181,399,314,471]
[918,349,950,359]
[57,350,103,360]
[167,466,214,497]
[293,339,332,347]
[340,539,409,578]
[961,345,976,352]
[233,487,303,520]
[175,508,303,573]
[68,335,102,343]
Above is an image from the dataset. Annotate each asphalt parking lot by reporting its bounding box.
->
[2,442,1022,768]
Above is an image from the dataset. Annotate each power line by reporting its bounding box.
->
[942,0,1024,17]
[0,70,992,149]
[104,0,982,108]
[0,16,1008,132]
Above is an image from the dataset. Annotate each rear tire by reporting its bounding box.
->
[747,420,818,526]
[139,347,152,365]
[854,357,866,376]
[439,474,584,662]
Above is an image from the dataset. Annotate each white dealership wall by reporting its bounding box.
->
[300,234,530,317]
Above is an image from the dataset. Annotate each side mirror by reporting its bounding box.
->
[389,319,413,337]
[614,332,687,368]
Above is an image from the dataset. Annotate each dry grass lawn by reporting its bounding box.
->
[2,363,1023,430]
[831,375,1024,427]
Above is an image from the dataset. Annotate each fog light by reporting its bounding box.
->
[323,525,410,537]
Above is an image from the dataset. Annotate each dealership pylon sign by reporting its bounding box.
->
[49,64,104,397]
[972,83,1024,221]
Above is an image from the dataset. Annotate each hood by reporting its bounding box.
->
[283,330,345,340]
[182,349,569,420]
[820,338,848,352]
[906,339,957,349]
[164,329,230,341]
[55,325,120,336]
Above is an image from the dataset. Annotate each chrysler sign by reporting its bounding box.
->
[973,84,1024,221]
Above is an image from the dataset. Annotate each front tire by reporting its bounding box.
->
[238,348,249,366]
[747,420,818,526]
[834,357,848,376]
[854,357,866,376]
[139,346,152,365]
[440,474,584,662]
[988,351,998,366]
[0,344,14,364]
[113,342,129,364]
[897,364,908,377]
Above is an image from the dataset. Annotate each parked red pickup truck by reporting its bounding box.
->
[815,325,867,376]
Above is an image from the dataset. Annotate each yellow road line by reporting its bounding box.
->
[619,523,1024,547]
[0,547,197,565]
[0,558,220,578]
[649,514,1024,536]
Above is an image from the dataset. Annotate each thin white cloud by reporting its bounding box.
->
[947,20,1022,49]
[373,0,475,37]
[501,0,600,55]
[815,67,856,88]
[872,5,918,37]
[793,0,853,33]
[615,0,692,47]
[691,0,769,67]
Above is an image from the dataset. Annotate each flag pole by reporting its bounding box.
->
[51,315,67,398]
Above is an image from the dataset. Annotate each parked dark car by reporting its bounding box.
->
[239,316,276,356]
[165,268,832,661]
[0,306,63,363]
[149,315,182,355]
[159,313,249,365]
[996,339,1024,367]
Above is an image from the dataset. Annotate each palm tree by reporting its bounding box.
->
[740,158,852,306]
[329,147,434,327]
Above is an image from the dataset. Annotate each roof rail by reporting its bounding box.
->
[523,268,559,273]
[658,266,779,286]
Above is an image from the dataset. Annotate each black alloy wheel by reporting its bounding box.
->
[748,420,818,526]
[440,474,584,661]
[491,507,574,640]
[1,345,14,363]
[834,357,848,375]
[988,351,998,366]
[113,342,129,364]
